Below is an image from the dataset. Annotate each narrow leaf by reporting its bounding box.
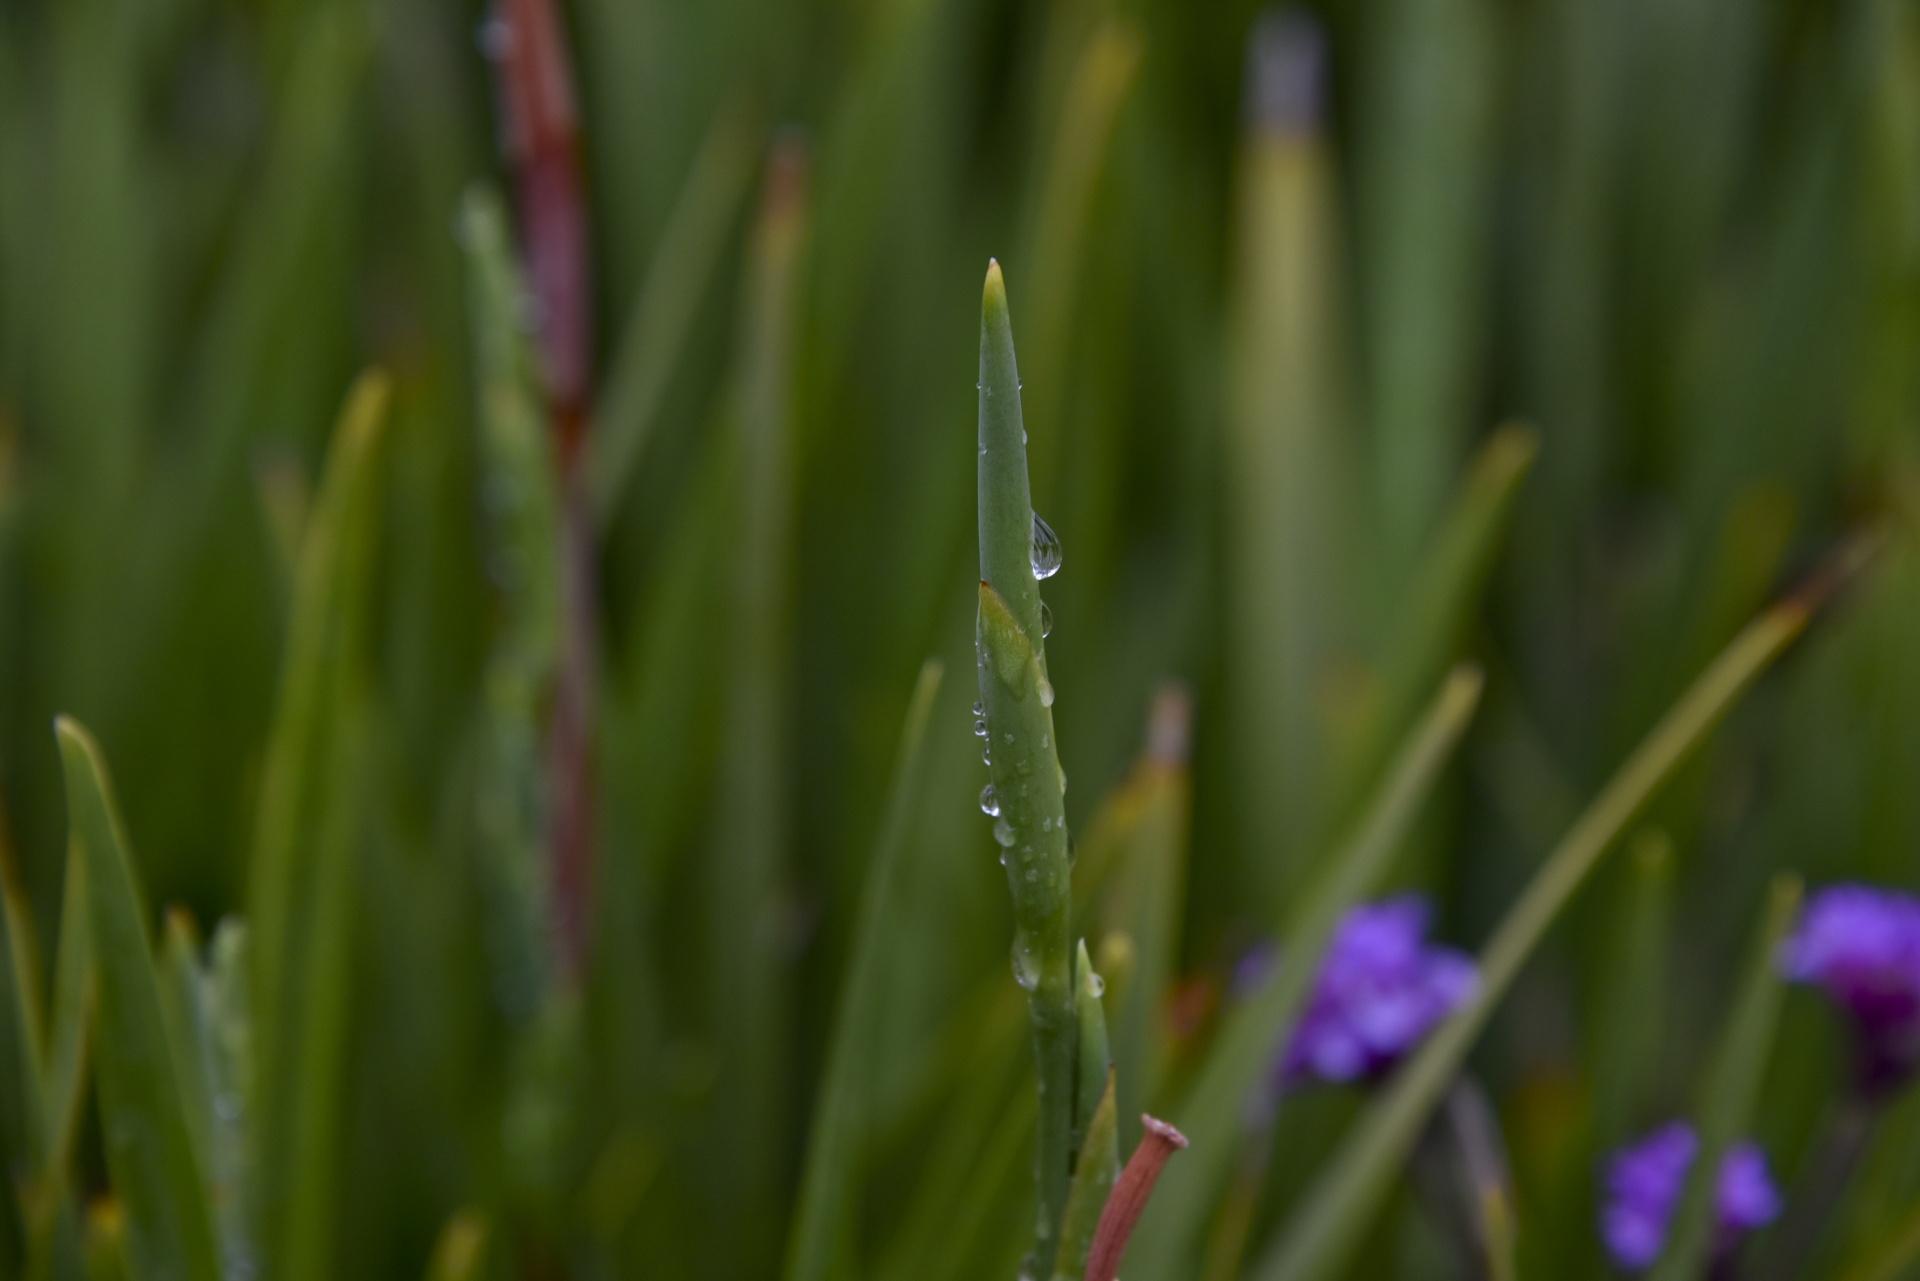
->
[1252,583,1831,1281]
[1649,875,1800,1281]
[1126,664,1483,1279]
[54,718,220,1281]
[783,658,944,1281]
[1052,1072,1120,1281]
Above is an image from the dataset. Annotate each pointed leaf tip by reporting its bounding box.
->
[984,259,1006,308]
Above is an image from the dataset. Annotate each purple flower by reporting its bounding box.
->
[1282,897,1477,1086]
[1600,1123,1781,1272]
[1781,884,1920,1094]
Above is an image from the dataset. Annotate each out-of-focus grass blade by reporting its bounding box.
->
[1350,424,1536,790]
[1839,1196,1920,1281]
[1648,875,1800,1281]
[1252,581,1835,1281]
[0,828,46,1162]
[1591,831,1675,1147]
[589,92,761,526]
[458,185,559,1019]
[425,1209,489,1281]
[1224,10,1361,916]
[248,372,388,1281]
[1353,0,1495,565]
[1093,688,1192,1151]
[1053,1072,1119,1281]
[80,1199,128,1281]
[54,719,220,1281]
[784,658,943,1281]
[707,137,810,1275]
[1126,665,1483,1280]
[1020,17,1143,505]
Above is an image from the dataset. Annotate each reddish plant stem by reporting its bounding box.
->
[492,0,596,985]
[1086,1115,1191,1281]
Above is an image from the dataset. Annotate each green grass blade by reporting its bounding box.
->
[1252,589,1823,1281]
[1019,17,1143,505]
[1839,1197,1920,1281]
[458,185,559,1018]
[425,1210,489,1281]
[247,372,388,1281]
[589,92,761,526]
[784,657,944,1281]
[978,259,1076,1273]
[707,137,810,1274]
[1093,688,1192,1153]
[1072,940,1117,1171]
[1125,664,1483,1281]
[1052,1071,1119,1281]
[1648,875,1800,1281]
[53,718,220,1281]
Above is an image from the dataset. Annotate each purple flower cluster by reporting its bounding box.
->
[1282,897,1477,1086]
[1781,884,1920,1095]
[1600,1123,1780,1272]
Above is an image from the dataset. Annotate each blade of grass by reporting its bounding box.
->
[589,92,761,526]
[784,657,945,1281]
[1071,941,1118,1177]
[1020,17,1143,506]
[977,259,1076,1273]
[1252,568,1848,1281]
[707,136,810,1275]
[1648,874,1800,1281]
[1053,1072,1120,1281]
[1225,10,1361,916]
[54,719,220,1281]
[1095,687,1192,1152]
[1124,664,1483,1281]
[458,184,559,1021]
[1838,1195,1920,1281]
[247,372,388,1281]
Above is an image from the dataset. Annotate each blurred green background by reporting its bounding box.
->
[1,0,1919,1274]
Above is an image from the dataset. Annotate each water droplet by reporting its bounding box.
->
[993,817,1016,847]
[982,745,992,767]
[1057,766,1068,794]
[973,718,988,737]
[972,700,984,717]
[1040,733,1049,749]
[1025,867,1037,883]
[1031,514,1063,580]
[1012,939,1040,991]
[1088,972,1106,998]
[979,784,1000,817]
[1003,732,1013,744]
[1038,680,1055,708]
[1039,600,1053,638]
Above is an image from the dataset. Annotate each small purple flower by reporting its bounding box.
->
[1282,897,1477,1086]
[1781,884,1920,1094]
[1599,1123,1781,1272]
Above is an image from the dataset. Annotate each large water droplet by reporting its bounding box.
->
[973,718,988,738]
[1038,679,1055,708]
[993,817,1016,847]
[1039,600,1053,638]
[979,784,1000,817]
[1088,971,1106,998]
[971,700,984,717]
[1031,513,1063,580]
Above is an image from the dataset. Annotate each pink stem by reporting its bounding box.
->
[1085,1115,1191,1281]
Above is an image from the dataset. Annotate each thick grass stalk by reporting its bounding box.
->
[977,260,1075,1272]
